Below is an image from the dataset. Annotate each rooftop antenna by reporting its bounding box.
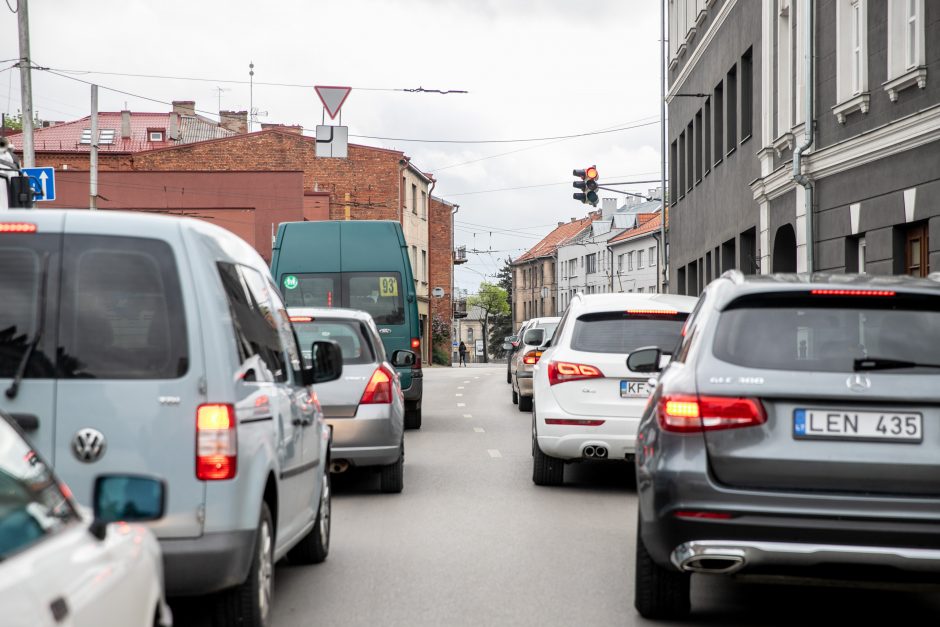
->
[215,86,231,112]
[248,62,254,132]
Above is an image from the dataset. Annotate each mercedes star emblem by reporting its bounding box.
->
[846,374,872,393]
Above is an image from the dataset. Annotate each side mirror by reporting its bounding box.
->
[391,349,416,368]
[501,342,512,351]
[627,347,663,374]
[311,340,343,384]
[91,475,166,540]
[522,329,544,346]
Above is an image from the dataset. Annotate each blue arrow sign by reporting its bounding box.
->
[20,167,56,202]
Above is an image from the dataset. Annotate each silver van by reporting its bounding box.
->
[0,210,343,627]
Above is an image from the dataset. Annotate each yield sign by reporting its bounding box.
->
[315,85,352,120]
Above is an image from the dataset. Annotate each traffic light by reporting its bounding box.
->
[573,166,599,206]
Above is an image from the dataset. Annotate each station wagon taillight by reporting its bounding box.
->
[196,403,237,480]
[360,365,395,404]
[523,350,543,365]
[547,361,604,386]
[657,395,766,433]
[0,222,37,233]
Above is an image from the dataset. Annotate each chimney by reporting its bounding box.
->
[120,110,131,139]
[557,222,564,228]
[168,112,180,141]
[172,100,196,117]
[649,186,663,200]
[570,217,577,222]
[261,123,303,134]
[601,197,618,220]
[219,110,248,134]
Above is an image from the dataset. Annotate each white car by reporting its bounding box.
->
[0,412,171,627]
[530,293,699,486]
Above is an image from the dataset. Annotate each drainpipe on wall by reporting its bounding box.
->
[792,0,814,273]
[397,159,408,224]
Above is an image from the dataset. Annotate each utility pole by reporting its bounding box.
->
[248,62,254,133]
[90,85,98,210]
[659,0,667,294]
[17,0,35,168]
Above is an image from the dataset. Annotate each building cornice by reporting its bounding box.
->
[667,0,738,103]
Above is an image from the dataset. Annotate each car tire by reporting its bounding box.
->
[634,518,691,619]
[532,438,564,486]
[380,442,405,493]
[518,394,533,412]
[287,472,331,565]
[212,502,275,627]
[507,370,512,384]
[512,388,518,405]
[404,406,422,430]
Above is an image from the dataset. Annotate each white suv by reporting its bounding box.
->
[530,293,698,485]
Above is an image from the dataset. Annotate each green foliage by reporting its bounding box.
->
[430,314,452,366]
[432,346,451,366]
[1,112,40,133]
[467,282,510,317]
[488,313,513,359]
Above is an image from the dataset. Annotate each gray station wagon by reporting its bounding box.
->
[629,271,940,619]
[0,209,343,627]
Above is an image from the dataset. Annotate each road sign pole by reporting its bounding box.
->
[90,84,98,210]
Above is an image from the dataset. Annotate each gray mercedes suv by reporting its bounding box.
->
[628,272,940,619]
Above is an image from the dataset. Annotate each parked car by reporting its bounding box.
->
[0,410,171,627]
[272,220,425,429]
[629,272,940,619]
[505,326,526,384]
[288,307,410,493]
[510,316,560,412]
[530,293,697,486]
[0,210,343,627]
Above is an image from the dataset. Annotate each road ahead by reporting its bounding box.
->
[175,365,940,626]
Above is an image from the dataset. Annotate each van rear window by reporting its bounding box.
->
[571,311,688,354]
[0,238,56,379]
[282,272,405,326]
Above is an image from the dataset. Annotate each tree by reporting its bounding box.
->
[430,314,452,365]
[486,260,514,360]
[467,282,509,363]
[1,112,40,133]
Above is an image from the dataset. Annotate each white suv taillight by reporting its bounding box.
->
[196,403,237,480]
[657,395,766,433]
[360,365,395,404]
[547,360,604,386]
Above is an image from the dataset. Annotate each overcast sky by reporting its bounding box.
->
[1,0,662,291]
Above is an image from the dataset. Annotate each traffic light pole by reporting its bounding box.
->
[659,0,667,294]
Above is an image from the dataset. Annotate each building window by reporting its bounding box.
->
[617,254,624,272]
[886,0,925,99]
[678,131,686,198]
[904,223,929,277]
[421,250,427,281]
[713,81,724,165]
[148,130,164,142]
[794,3,805,125]
[703,98,711,175]
[412,184,418,214]
[741,47,753,141]
[906,0,920,68]
[837,0,869,102]
[402,177,406,208]
[628,251,634,271]
[638,250,645,269]
[726,64,738,152]
[686,121,694,192]
[669,140,678,202]
[586,253,597,274]
[649,246,656,266]
[694,109,703,184]
[421,191,427,218]
[777,0,792,135]
[411,245,417,279]
[846,235,866,273]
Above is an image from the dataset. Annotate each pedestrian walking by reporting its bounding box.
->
[458,341,468,367]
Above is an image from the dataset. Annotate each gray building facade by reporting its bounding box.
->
[667,0,940,294]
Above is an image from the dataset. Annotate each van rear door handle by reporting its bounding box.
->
[11,413,39,431]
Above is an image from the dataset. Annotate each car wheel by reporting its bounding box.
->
[404,406,422,430]
[518,394,533,412]
[212,503,274,627]
[512,388,519,404]
[507,369,512,384]
[380,442,405,493]
[634,517,691,619]
[287,472,331,565]
[532,438,563,486]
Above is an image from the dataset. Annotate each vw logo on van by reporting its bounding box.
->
[72,428,107,463]
[846,374,872,393]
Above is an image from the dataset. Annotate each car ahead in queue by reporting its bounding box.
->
[0,210,343,627]
[505,325,527,384]
[630,272,940,619]
[288,308,411,493]
[530,293,698,486]
[0,411,171,627]
[272,220,425,429]
[509,317,560,412]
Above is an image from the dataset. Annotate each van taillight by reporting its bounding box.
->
[0,222,37,233]
[547,361,604,385]
[411,338,422,369]
[657,395,766,433]
[196,404,237,480]
[360,366,395,404]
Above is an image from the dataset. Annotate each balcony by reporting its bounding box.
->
[454,245,468,265]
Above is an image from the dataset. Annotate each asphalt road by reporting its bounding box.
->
[175,364,940,626]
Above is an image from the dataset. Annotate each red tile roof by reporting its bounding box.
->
[608,208,667,244]
[8,112,234,153]
[513,214,597,263]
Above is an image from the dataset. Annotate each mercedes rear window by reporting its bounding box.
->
[713,293,940,372]
[570,311,688,354]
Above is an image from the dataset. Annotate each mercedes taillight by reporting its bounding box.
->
[196,404,237,480]
[657,395,766,433]
[547,361,604,386]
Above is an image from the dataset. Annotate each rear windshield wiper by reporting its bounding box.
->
[853,357,940,372]
[5,253,50,400]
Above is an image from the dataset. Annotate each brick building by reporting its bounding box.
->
[429,196,457,364]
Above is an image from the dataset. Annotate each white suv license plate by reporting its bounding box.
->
[794,409,923,443]
[620,379,649,398]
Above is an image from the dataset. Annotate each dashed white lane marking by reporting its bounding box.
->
[474,377,480,380]
[457,386,465,389]
[457,403,466,407]
[455,393,463,397]
[487,449,502,458]
[463,414,473,418]
[474,427,485,433]
[463,380,470,383]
